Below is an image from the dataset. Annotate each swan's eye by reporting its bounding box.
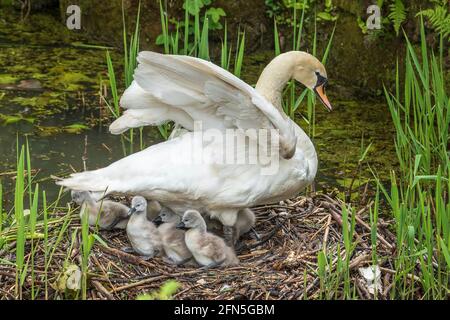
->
[314,71,327,88]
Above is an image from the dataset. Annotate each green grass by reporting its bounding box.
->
[298,16,448,300]
[0,142,104,300]
[367,18,449,299]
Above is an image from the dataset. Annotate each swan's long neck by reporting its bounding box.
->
[255,52,318,180]
[255,53,297,111]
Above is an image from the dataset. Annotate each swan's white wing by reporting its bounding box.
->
[109,52,297,158]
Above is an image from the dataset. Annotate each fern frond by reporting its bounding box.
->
[388,0,407,36]
[417,5,450,39]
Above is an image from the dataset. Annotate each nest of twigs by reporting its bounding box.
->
[0,193,400,300]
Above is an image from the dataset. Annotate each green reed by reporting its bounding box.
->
[376,17,449,299]
[0,141,85,299]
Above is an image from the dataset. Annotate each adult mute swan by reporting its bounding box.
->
[57,51,332,244]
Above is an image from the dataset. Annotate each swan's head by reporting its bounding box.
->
[292,52,332,111]
[128,196,147,216]
[176,210,205,230]
[71,190,91,205]
[153,207,179,224]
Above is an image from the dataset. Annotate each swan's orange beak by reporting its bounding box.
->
[314,84,332,111]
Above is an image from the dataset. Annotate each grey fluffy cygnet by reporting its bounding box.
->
[204,208,257,244]
[153,208,193,266]
[124,196,162,260]
[177,210,239,268]
[146,200,162,221]
[71,190,129,230]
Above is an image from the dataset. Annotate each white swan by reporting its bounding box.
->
[57,50,332,243]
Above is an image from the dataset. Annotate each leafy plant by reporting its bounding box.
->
[205,7,226,29]
[265,0,285,19]
[157,0,226,51]
[183,0,211,15]
[388,0,407,35]
[316,0,338,22]
[417,1,450,39]
[357,16,368,34]
[267,0,337,25]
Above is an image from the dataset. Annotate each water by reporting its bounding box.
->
[0,11,397,209]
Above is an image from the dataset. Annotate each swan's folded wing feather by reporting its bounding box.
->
[110,51,296,157]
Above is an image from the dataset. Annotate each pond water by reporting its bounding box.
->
[0,11,397,208]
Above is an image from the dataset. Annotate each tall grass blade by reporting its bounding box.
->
[274,19,280,56]
[14,146,25,298]
[199,17,210,60]
[234,30,245,77]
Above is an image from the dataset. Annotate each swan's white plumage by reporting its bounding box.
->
[58,51,324,222]
[57,126,315,209]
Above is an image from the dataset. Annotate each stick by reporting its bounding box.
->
[322,215,332,249]
[92,280,115,300]
[82,135,88,171]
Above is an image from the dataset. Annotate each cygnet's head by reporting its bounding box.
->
[71,190,91,205]
[128,196,147,216]
[154,207,179,224]
[176,210,205,230]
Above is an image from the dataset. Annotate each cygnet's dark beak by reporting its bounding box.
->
[153,215,163,226]
[127,207,137,217]
[176,221,188,230]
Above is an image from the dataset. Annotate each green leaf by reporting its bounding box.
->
[155,34,167,45]
[0,114,35,125]
[92,234,109,248]
[359,142,373,162]
[183,0,208,15]
[63,123,89,134]
[205,7,226,23]
[317,12,334,21]
[439,238,450,269]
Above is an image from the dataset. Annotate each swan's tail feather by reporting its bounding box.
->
[55,170,111,193]
[109,108,167,135]
[109,81,170,135]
